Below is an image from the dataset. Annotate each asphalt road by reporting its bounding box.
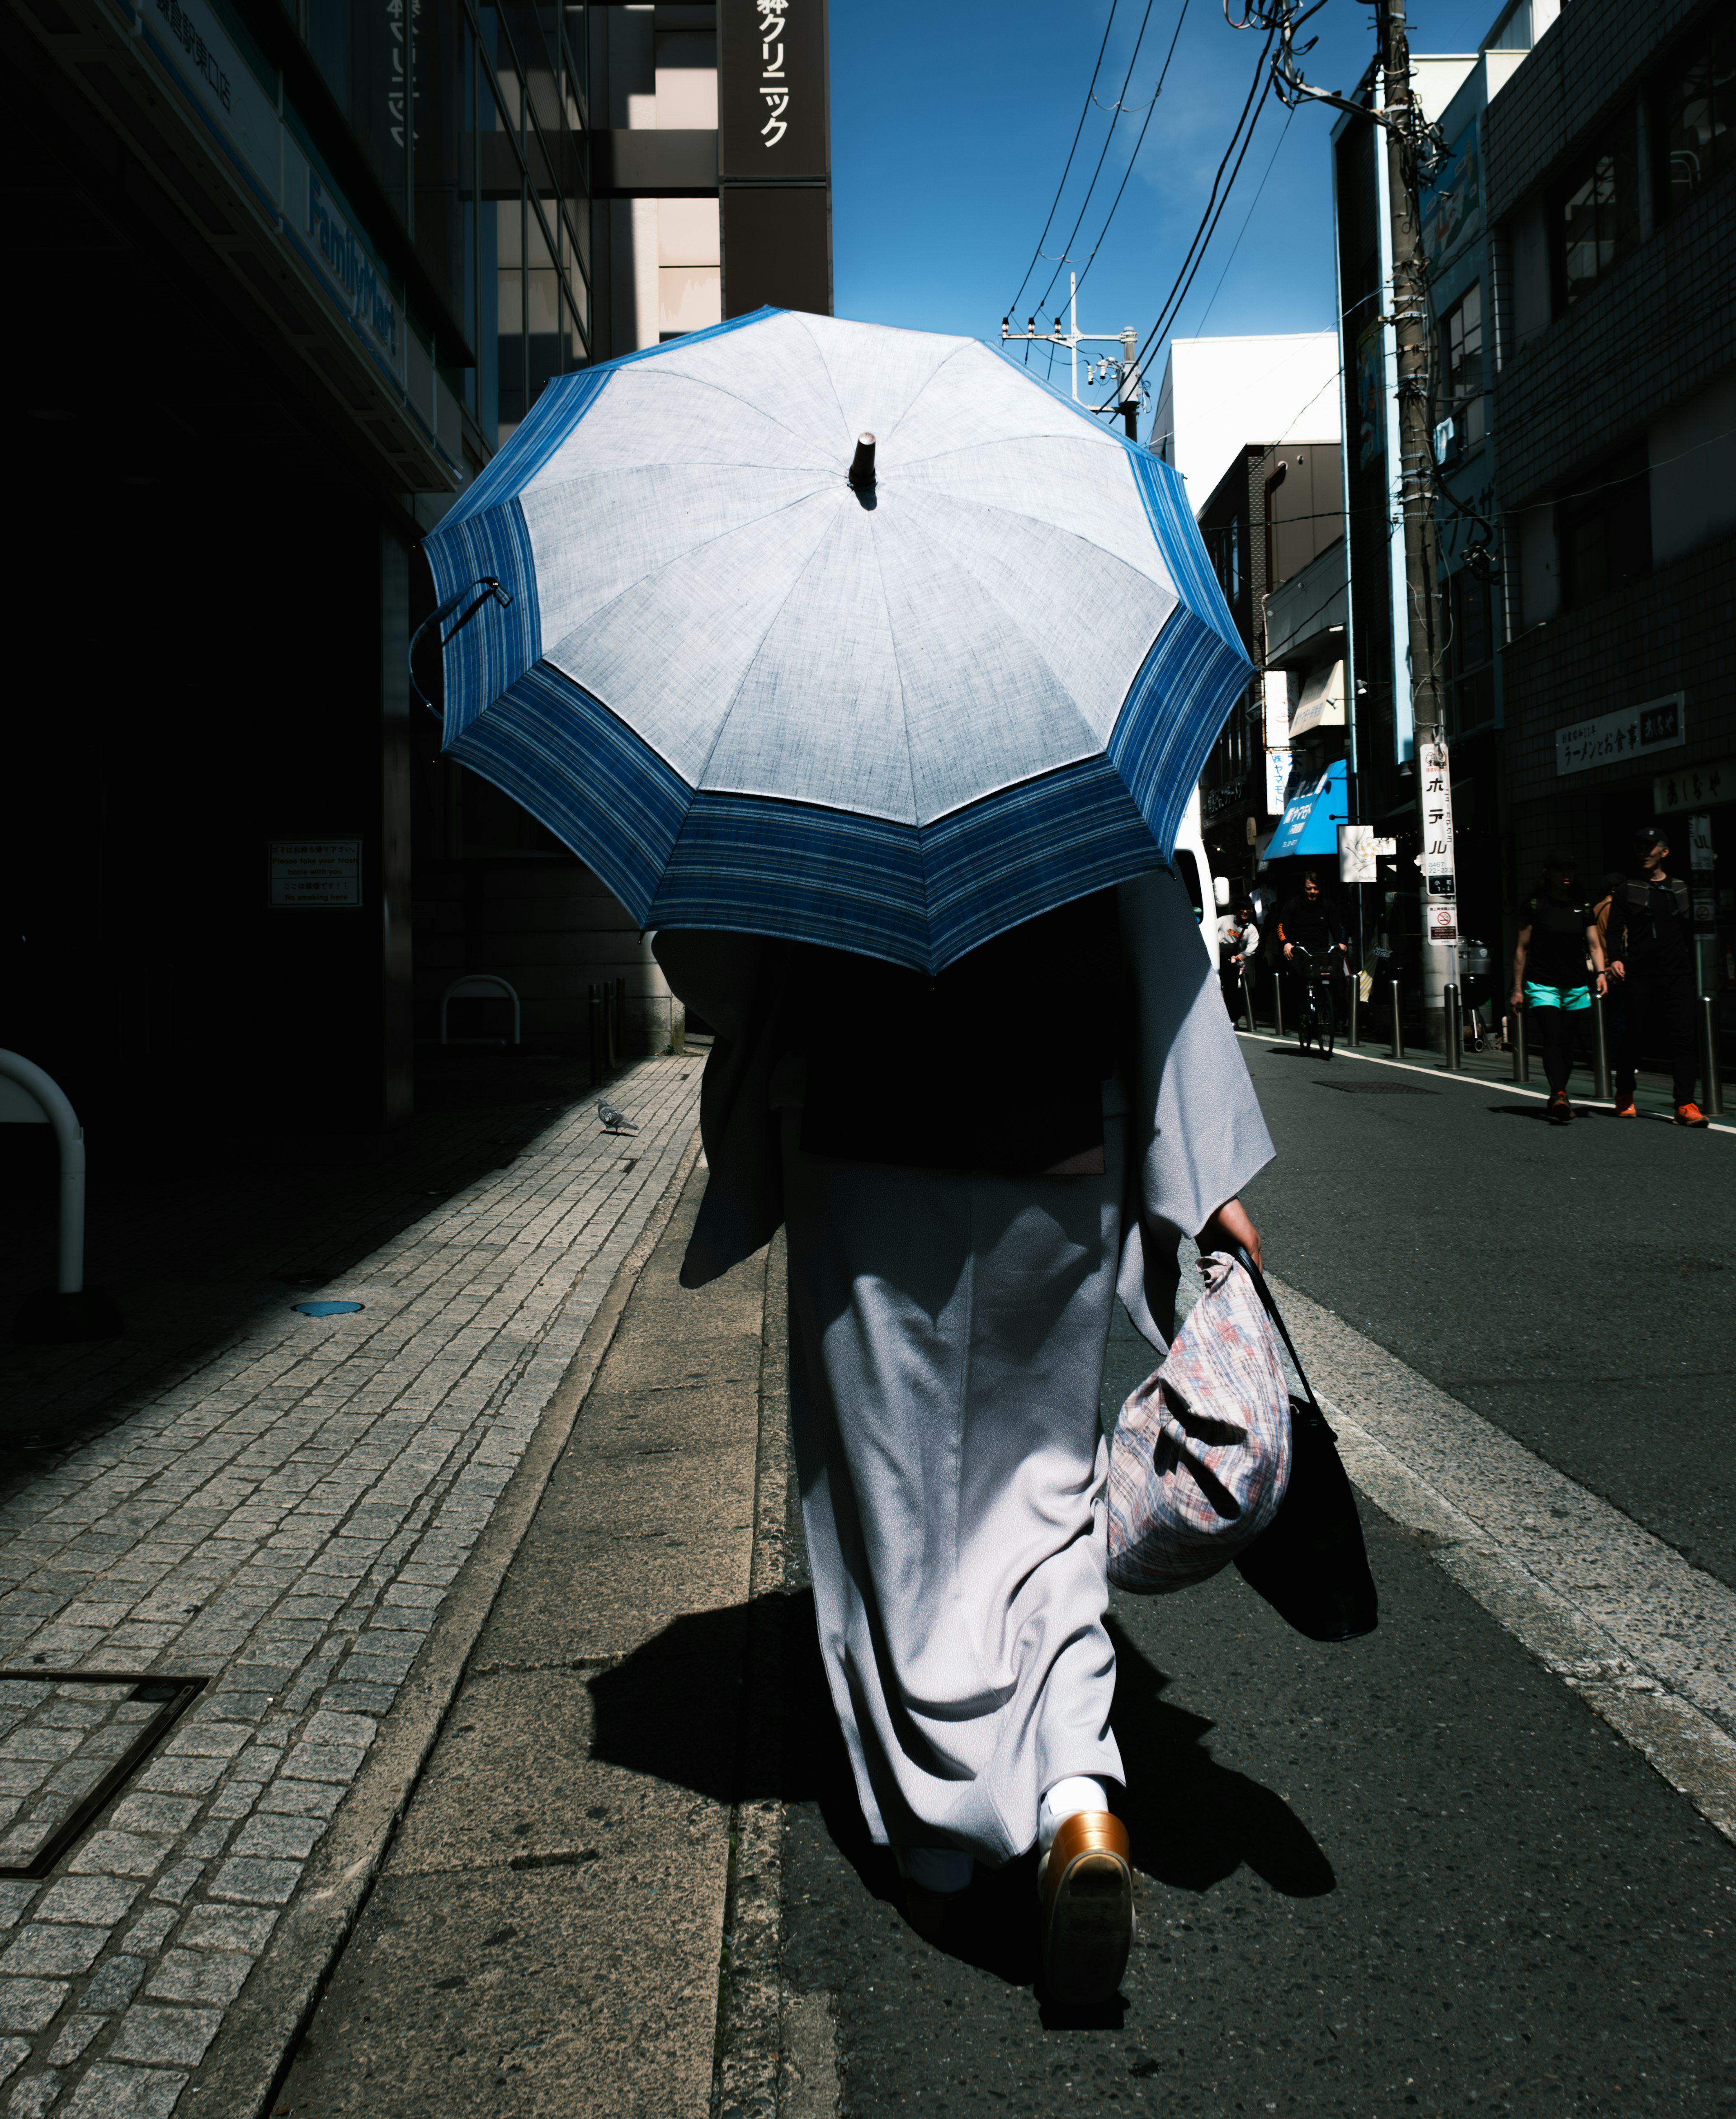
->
[778,1034,1736,2119]
[1232,1036,1736,1590]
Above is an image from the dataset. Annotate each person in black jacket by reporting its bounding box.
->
[1605,823,1707,1126]
[1277,871,1349,1026]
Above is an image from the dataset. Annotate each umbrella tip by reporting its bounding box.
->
[848,434,877,488]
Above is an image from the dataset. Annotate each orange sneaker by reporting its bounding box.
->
[1675,1103,1709,1128]
[1614,1101,1637,1117]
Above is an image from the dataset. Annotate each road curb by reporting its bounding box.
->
[188,1121,704,2119]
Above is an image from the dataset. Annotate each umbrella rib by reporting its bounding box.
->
[542,488,845,655]
[685,497,859,796]
[601,362,839,461]
[874,337,981,454]
[894,482,1179,601]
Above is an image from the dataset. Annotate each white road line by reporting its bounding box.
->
[1265,1272,1736,1845]
[1234,1028,1736,1135]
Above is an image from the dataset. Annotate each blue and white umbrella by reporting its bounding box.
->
[425,308,1250,974]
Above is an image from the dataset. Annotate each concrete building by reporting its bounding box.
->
[1328,5,1546,989]
[1194,442,1348,888]
[1484,0,1734,1000]
[5,0,830,1132]
[1151,333,1340,507]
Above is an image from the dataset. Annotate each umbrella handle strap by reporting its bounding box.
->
[406,576,514,714]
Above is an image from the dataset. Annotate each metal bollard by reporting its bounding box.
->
[1443,982,1462,1070]
[1349,981,1361,1049]
[1591,992,1612,1101]
[1700,996,1727,1116]
[1241,975,1256,1036]
[1512,1008,1528,1084]
[1273,970,1285,1040]
[1390,978,1404,1060]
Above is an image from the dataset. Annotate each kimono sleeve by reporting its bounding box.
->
[1115,869,1275,1351]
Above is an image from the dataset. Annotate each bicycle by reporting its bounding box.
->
[1290,945,1336,1059]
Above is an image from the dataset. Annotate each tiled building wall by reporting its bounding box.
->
[1482,0,1701,222]
[1491,176,1736,507]
[1501,532,1736,878]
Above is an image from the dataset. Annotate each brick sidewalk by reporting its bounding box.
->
[0,1055,700,2118]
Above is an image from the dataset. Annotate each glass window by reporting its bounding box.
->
[1554,113,1638,309]
[1442,283,1485,450]
[1657,19,1735,215]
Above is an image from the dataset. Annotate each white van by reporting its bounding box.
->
[1167,789,1213,952]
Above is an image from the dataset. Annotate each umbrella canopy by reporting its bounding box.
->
[425,307,1251,974]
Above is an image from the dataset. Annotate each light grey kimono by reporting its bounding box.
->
[654,869,1273,1866]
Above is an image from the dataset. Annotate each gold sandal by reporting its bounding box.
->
[1038,1812,1133,2003]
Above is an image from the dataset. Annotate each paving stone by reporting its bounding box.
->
[76,1959,143,2014]
[0,1982,66,2033]
[145,1864,203,1910]
[46,2015,103,2066]
[62,2058,190,2114]
[230,1814,324,1860]
[120,1910,176,1957]
[0,2039,32,2088]
[253,1779,345,1819]
[143,1948,254,2008]
[0,1889,36,1933]
[207,1859,302,1906]
[65,1837,163,1882]
[9,2065,62,2116]
[279,1743,364,1784]
[175,1905,276,1955]
[33,1881,139,1928]
[104,1797,197,1838]
[0,1929,109,1979]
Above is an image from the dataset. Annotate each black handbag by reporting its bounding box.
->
[1227,1245,1379,1642]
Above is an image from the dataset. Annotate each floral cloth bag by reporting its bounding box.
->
[1107,1250,1292,1594]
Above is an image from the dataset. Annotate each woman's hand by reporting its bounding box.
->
[1510,988,1524,1011]
[1595,970,1609,996]
[1199,1197,1262,1270]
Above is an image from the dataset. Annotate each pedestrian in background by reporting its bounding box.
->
[1510,857,1606,1125]
[1216,897,1260,1018]
[1277,870,1349,1027]
[1605,824,1708,1126]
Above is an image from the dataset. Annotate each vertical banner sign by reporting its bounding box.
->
[719,0,828,178]
[1420,738,1458,946]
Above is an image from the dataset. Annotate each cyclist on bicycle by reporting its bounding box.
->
[1277,871,1349,1029]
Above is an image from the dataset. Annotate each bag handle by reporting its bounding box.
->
[1226,1244,1326,1422]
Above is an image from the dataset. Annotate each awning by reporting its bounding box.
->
[1267,759,1348,858]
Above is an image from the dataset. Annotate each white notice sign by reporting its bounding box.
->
[270,840,362,908]
[1555,693,1685,776]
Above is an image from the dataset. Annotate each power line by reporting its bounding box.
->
[1188,102,1293,336]
[1128,28,1276,390]
[1070,0,1196,305]
[1032,0,1159,320]
[1005,2,1122,320]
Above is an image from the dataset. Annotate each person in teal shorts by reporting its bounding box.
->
[1510,857,1608,1124]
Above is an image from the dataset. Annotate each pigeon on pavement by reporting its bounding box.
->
[597,1098,637,1133]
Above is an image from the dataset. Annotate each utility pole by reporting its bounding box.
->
[1003,275,1144,439]
[1378,0,1453,1045]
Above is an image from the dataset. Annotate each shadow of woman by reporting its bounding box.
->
[586,1592,1334,1991]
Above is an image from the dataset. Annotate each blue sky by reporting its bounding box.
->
[829,0,1499,424]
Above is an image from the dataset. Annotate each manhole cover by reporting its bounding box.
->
[0,1671,206,1877]
[1313,1079,1439,1095]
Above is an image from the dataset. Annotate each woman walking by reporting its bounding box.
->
[1215,897,1260,1020]
[1510,857,1607,1123]
[656,866,1272,2003]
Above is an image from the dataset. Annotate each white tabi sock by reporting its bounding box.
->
[1038,1777,1109,1852]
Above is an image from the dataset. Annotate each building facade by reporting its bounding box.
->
[1483,0,1734,1000]
[5,0,830,1131]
